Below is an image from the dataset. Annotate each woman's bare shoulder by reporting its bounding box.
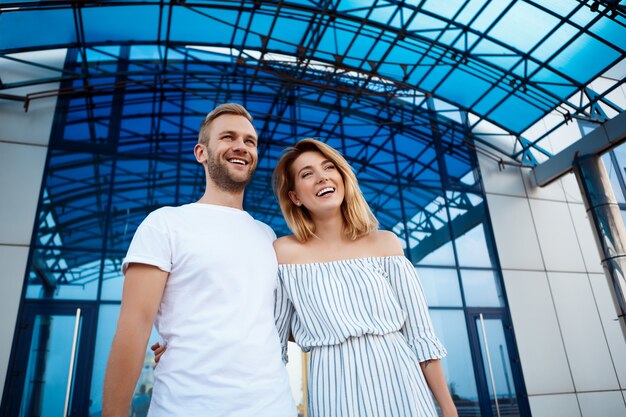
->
[273,235,305,264]
[367,230,404,256]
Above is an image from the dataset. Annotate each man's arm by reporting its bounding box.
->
[102,263,168,417]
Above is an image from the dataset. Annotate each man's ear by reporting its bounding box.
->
[194,143,207,163]
[288,191,301,207]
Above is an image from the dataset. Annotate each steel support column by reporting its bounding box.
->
[574,155,626,338]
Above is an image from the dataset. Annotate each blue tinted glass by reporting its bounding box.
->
[488,2,559,53]
[0,9,75,50]
[455,223,493,268]
[417,267,462,307]
[472,86,507,116]
[89,305,160,416]
[532,23,578,61]
[368,4,397,25]
[318,26,356,56]
[549,32,621,84]
[461,269,504,307]
[488,93,547,133]
[456,0,489,24]
[423,0,467,20]
[26,249,100,300]
[430,309,481,414]
[169,7,236,43]
[82,6,158,42]
[435,68,492,108]
[470,0,511,32]
[416,240,456,267]
[19,314,80,416]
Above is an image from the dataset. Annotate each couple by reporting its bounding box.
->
[103,103,458,417]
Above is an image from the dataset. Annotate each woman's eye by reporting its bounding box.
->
[324,164,335,170]
[302,172,312,178]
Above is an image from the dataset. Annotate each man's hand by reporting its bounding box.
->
[102,264,168,417]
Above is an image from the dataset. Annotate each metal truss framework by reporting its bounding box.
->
[0,1,623,287]
[0,0,625,159]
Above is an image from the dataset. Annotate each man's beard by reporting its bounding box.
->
[206,147,256,193]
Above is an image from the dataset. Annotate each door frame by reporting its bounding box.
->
[1,300,98,417]
[465,307,531,417]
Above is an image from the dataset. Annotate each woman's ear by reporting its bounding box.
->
[288,191,301,207]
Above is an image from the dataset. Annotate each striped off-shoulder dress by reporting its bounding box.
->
[274,256,447,417]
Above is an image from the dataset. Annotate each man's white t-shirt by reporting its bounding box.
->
[122,203,296,417]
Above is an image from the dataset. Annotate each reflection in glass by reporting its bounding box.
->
[417,267,462,307]
[19,315,81,417]
[26,249,99,300]
[100,256,125,301]
[455,224,493,268]
[602,153,625,204]
[461,270,504,307]
[416,241,457,266]
[89,305,160,417]
[476,317,520,417]
[430,310,480,417]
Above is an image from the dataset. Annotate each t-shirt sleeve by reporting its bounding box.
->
[122,210,172,274]
[256,220,278,241]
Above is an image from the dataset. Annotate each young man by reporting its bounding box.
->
[103,104,296,417]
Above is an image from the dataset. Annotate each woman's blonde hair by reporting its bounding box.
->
[273,138,378,242]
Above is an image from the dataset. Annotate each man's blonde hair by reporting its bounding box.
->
[198,103,254,145]
[273,138,378,242]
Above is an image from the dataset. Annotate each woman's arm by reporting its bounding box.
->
[420,359,458,417]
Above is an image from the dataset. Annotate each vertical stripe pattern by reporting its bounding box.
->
[274,256,447,417]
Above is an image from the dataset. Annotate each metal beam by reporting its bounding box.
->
[533,111,626,186]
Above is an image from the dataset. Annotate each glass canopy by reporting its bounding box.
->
[1,0,625,160]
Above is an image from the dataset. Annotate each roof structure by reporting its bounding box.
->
[1,0,625,292]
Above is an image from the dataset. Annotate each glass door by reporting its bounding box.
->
[467,309,529,417]
[2,302,96,417]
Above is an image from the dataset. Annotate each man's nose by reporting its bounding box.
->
[231,137,247,151]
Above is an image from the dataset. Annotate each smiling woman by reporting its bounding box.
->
[273,139,377,243]
[271,139,459,417]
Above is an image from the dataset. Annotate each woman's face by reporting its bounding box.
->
[288,151,345,216]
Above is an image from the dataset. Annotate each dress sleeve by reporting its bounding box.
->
[383,256,447,361]
[274,269,295,364]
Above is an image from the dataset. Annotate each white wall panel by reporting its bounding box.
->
[485,194,544,270]
[521,168,567,202]
[0,142,47,245]
[0,88,58,146]
[561,172,584,204]
[477,153,526,197]
[529,199,586,272]
[577,391,626,417]
[502,270,574,394]
[549,272,619,391]
[528,393,581,417]
[568,203,604,274]
[0,49,65,146]
[588,273,626,388]
[0,245,29,395]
